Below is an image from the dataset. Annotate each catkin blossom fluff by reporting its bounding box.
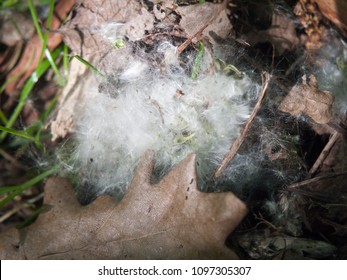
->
[71,44,259,199]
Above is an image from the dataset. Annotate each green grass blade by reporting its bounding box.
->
[0,46,62,142]
[0,125,40,144]
[0,73,23,95]
[16,206,43,229]
[28,0,44,43]
[63,44,69,78]
[20,92,58,142]
[33,93,59,141]
[24,121,43,136]
[72,55,104,77]
[0,109,8,125]
[29,0,65,84]
[0,0,19,9]
[40,93,59,123]
[0,165,58,208]
[0,186,21,195]
[45,0,55,30]
[44,48,65,86]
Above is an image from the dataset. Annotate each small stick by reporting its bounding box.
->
[288,171,347,189]
[177,23,209,54]
[214,72,270,178]
[308,131,341,177]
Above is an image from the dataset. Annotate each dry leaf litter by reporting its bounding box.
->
[1,0,347,259]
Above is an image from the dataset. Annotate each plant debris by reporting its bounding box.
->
[1,0,347,260]
[279,74,334,124]
[0,152,247,259]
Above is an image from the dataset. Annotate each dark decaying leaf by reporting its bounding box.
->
[0,152,247,259]
[237,229,337,260]
[235,172,347,259]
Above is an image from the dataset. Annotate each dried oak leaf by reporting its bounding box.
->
[279,75,334,124]
[0,152,247,259]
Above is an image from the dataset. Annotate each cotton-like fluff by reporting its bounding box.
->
[314,40,347,114]
[71,43,259,200]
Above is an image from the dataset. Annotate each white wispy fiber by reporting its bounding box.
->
[71,42,260,199]
[315,39,347,114]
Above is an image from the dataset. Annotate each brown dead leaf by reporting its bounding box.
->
[0,152,247,259]
[60,0,143,56]
[0,12,35,46]
[4,0,74,95]
[279,74,334,124]
[312,0,347,38]
[176,2,232,41]
[124,7,154,41]
[0,44,23,74]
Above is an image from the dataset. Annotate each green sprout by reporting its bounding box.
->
[111,38,126,49]
[191,42,204,79]
[216,57,245,79]
[72,55,105,77]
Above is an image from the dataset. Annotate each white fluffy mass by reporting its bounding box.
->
[315,40,347,114]
[72,43,259,199]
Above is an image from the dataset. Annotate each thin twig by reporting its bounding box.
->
[177,23,209,54]
[308,131,341,177]
[214,72,270,178]
[288,171,347,189]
